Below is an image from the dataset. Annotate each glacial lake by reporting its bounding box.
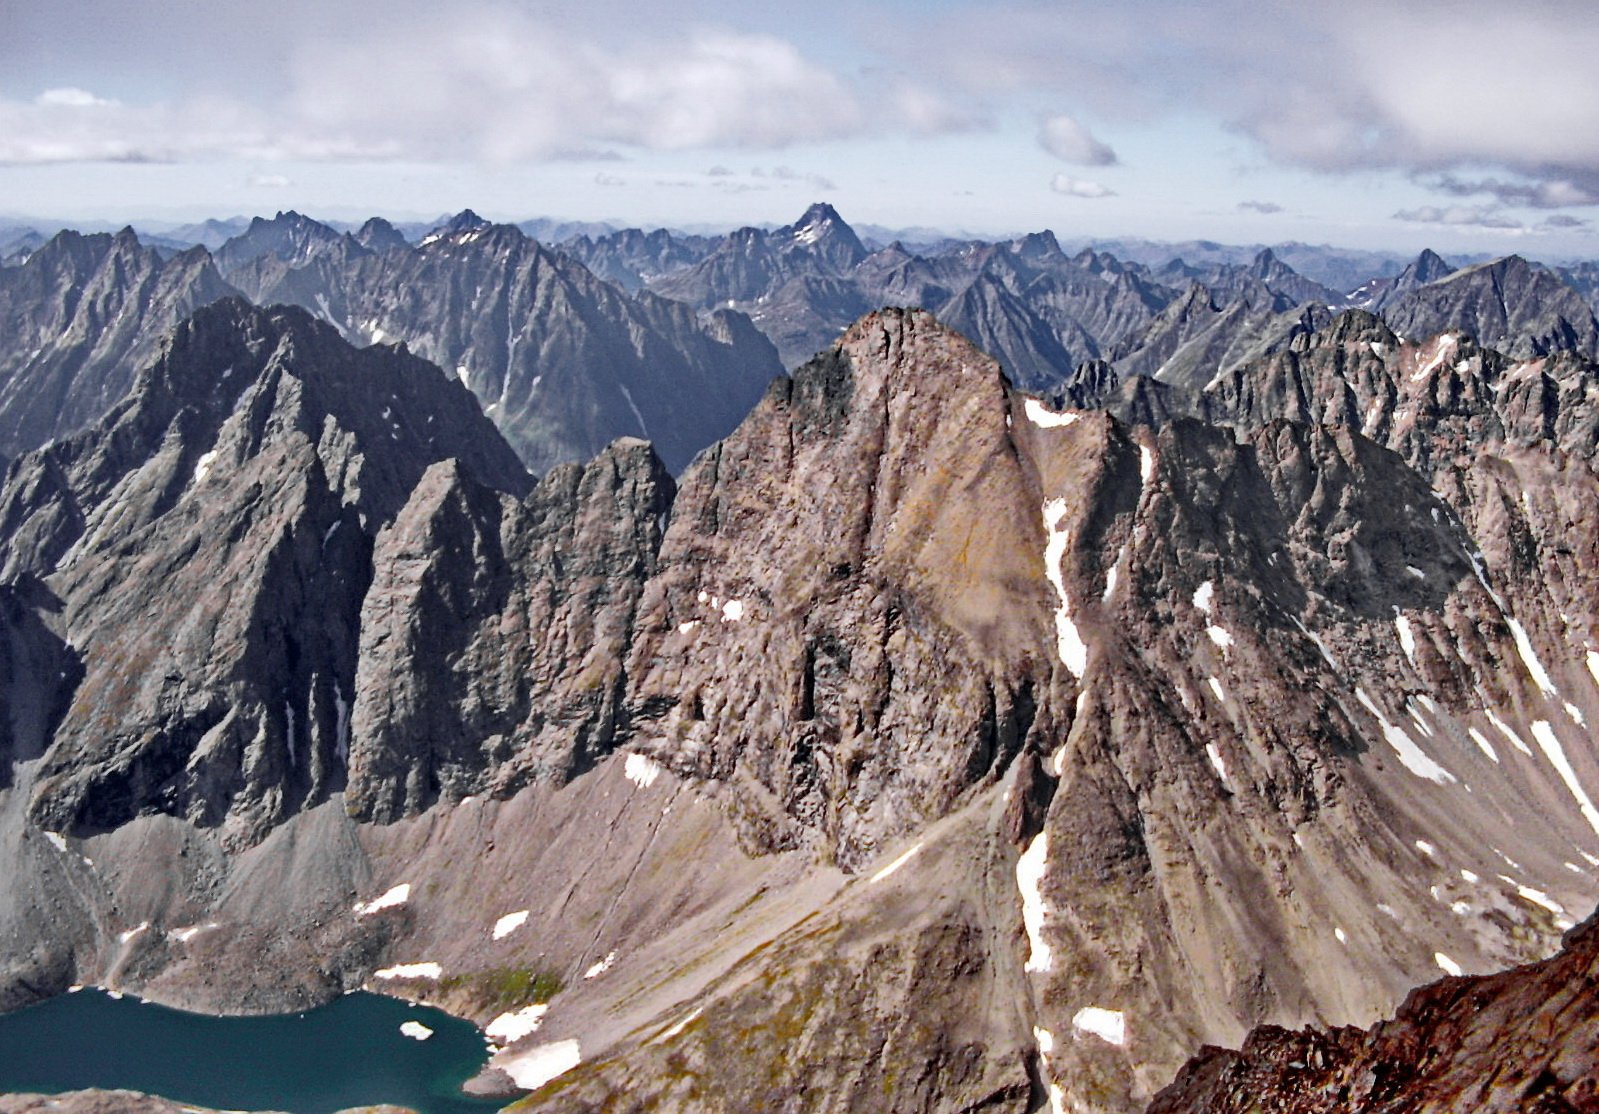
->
[0,988,508,1114]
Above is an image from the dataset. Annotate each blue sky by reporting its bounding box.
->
[4,0,1599,256]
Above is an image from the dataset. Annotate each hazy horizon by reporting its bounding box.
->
[6,1,1599,259]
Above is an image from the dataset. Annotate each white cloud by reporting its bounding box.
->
[1038,114,1116,166]
[35,88,116,109]
[1393,204,1523,230]
[287,14,970,162]
[876,1,1599,205]
[246,173,292,188]
[0,88,395,164]
[1050,174,1114,198]
[0,12,976,167]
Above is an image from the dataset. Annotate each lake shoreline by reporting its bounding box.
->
[0,988,516,1114]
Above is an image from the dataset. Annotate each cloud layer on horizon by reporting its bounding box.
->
[4,0,1599,227]
[0,11,979,165]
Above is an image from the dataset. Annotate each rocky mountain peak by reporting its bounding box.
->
[353,217,408,254]
[446,208,489,230]
[1013,229,1065,263]
[779,201,866,268]
[1411,247,1453,284]
[1294,307,1397,351]
[215,211,343,274]
[1383,251,1599,359]
[420,209,492,245]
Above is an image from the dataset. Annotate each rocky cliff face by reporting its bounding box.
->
[0,229,235,457]
[1147,907,1599,1112]
[347,439,673,821]
[0,299,530,843]
[1381,255,1599,360]
[1111,281,1333,391]
[493,309,1599,1110]
[218,219,782,475]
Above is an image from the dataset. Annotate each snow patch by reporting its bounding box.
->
[720,598,744,622]
[1587,650,1599,688]
[677,620,700,634]
[1467,728,1499,762]
[1485,706,1534,756]
[583,951,617,979]
[354,883,410,917]
[44,831,68,853]
[1140,444,1156,484]
[658,1007,703,1041]
[399,1021,433,1041]
[1032,1027,1067,1114]
[1395,612,1417,665]
[1205,625,1234,651]
[1414,334,1458,381]
[1294,618,1340,670]
[375,962,442,980]
[1504,617,1558,696]
[192,450,218,485]
[870,842,923,883]
[1206,677,1227,704]
[1025,398,1080,428]
[1565,702,1586,727]
[624,752,663,789]
[1354,687,1456,784]
[168,923,218,944]
[1415,840,1436,858]
[1434,952,1463,977]
[1515,885,1566,915]
[1406,565,1425,579]
[493,911,530,941]
[486,1004,548,1044]
[1017,833,1053,973]
[1334,927,1347,944]
[1461,869,1479,883]
[118,922,149,944]
[1192,580,1214,614]
[1072,1006,1126,1046]
[1102,561,1119,601]
[504,1039,583,1089]
[1205,743,1229,785]
[618,383,649,439]
[1530,719,1599,837]
[1041,498,1088,678]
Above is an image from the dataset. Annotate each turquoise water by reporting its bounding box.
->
[0,988,508,1114]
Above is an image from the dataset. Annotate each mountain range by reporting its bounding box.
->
[2,205,1599,1111]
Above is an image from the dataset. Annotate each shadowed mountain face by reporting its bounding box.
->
[213,215,784,476]
[0,300,532,842]
[1380,255,1599,360]
[0,229,236,458]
